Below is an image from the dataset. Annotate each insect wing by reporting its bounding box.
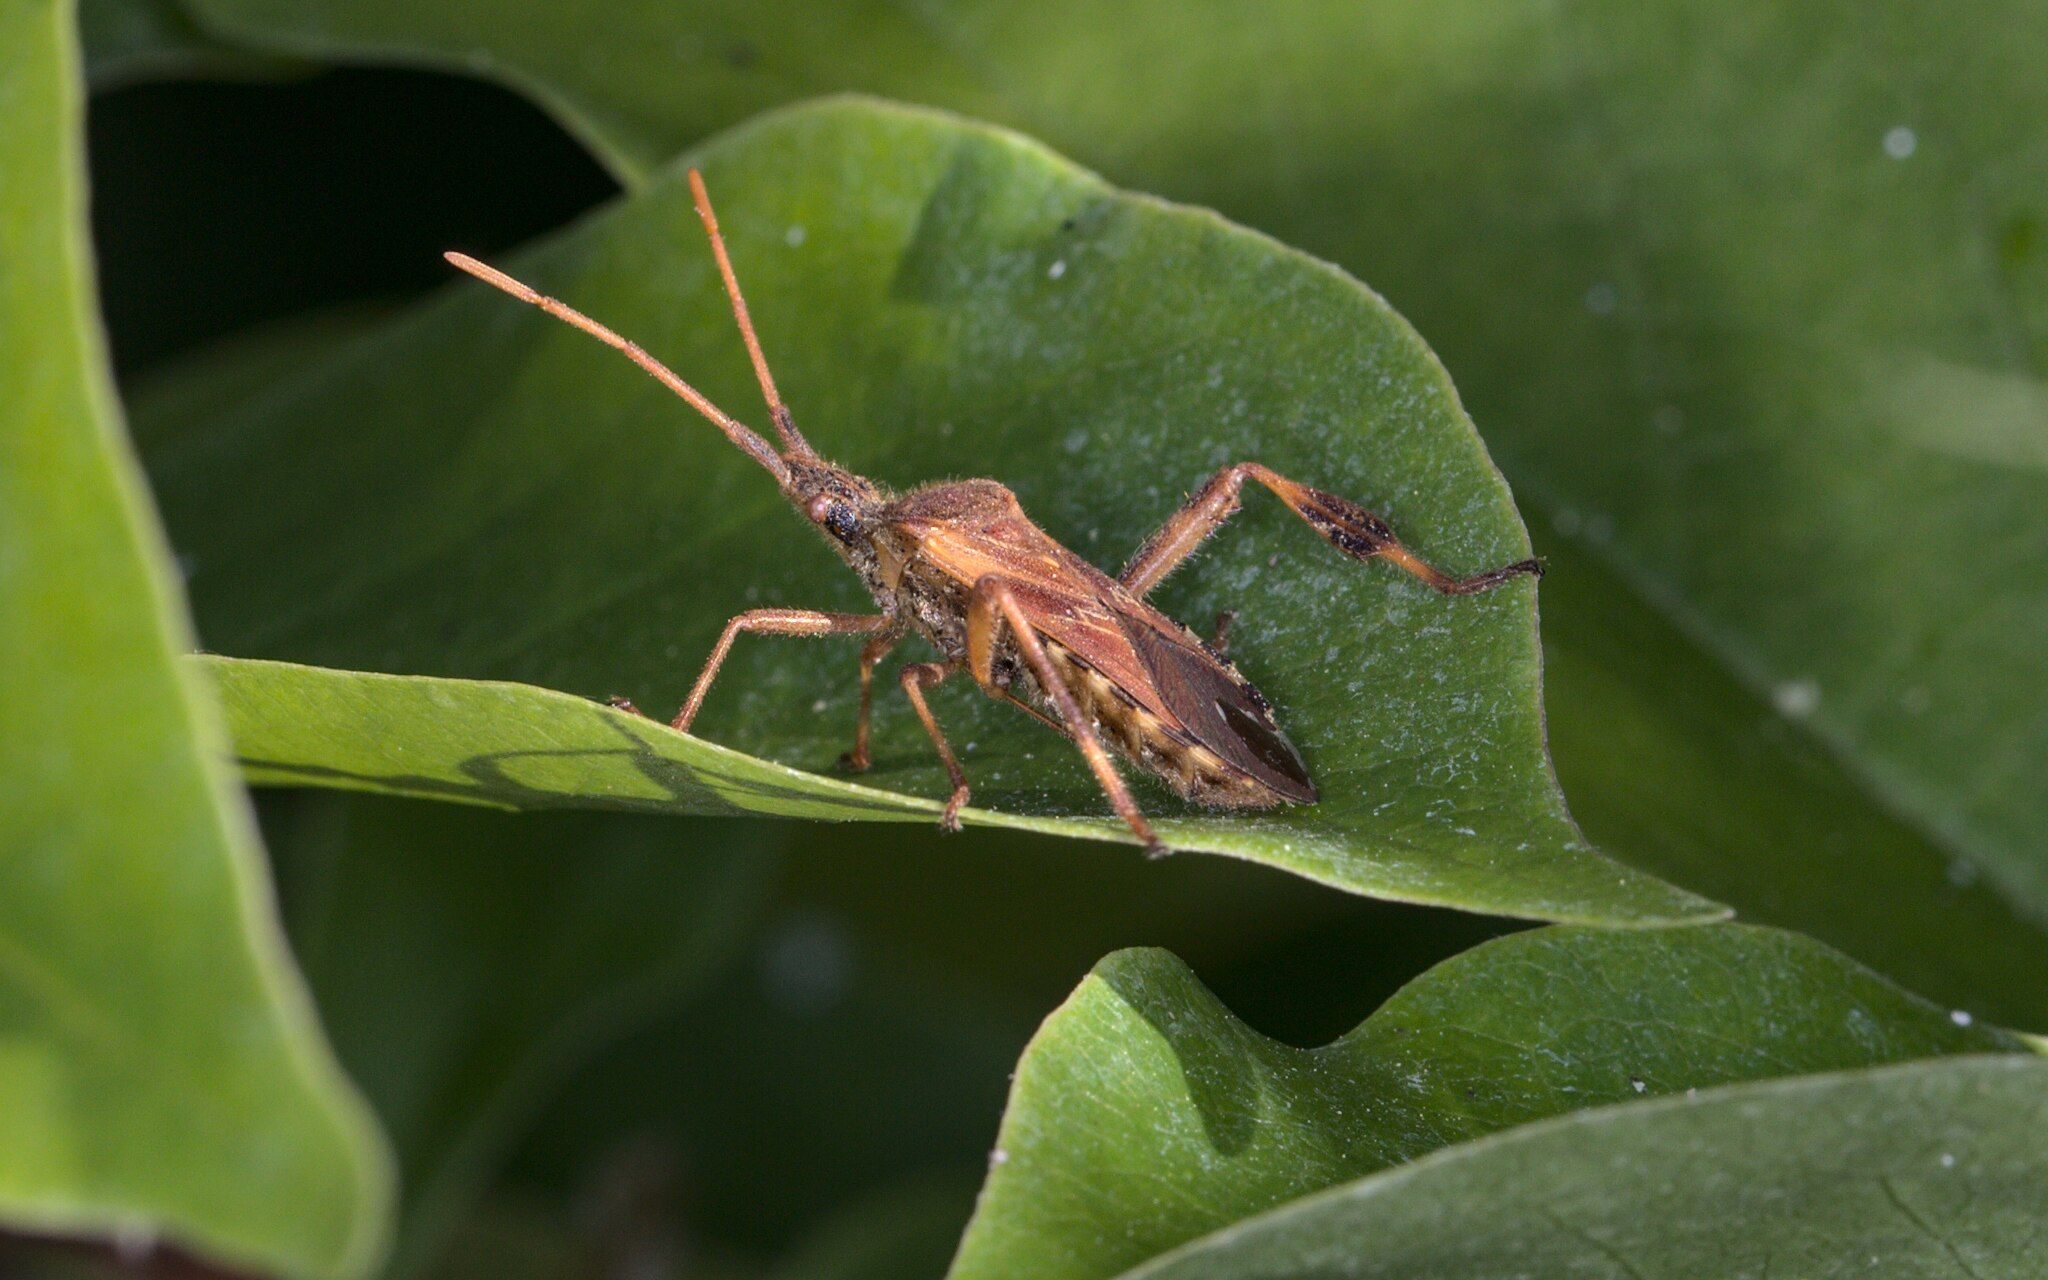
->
[1114,608,1317,803]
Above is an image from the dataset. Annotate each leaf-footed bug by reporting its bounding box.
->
[446,171,1540,855]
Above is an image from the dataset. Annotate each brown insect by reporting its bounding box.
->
[446,171,1539,855]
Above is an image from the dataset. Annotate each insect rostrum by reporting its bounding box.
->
[446,171,1540,856]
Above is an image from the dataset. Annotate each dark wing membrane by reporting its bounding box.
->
[1114,608,1317,803]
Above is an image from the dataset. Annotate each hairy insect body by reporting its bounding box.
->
[1040,643,1284,808]
[881,479,1316,809]
[447,169,1538,855]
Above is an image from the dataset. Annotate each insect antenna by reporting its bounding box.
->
[687,169,819,461]
[444,251,789,483]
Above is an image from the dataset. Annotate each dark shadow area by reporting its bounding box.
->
[236,700,928,819]
[0,1227,260,1279]
[89,65,619,374]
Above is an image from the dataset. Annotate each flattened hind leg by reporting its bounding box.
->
[1119,462,1543,597]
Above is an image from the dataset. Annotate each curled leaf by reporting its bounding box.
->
[151,99,1716,925]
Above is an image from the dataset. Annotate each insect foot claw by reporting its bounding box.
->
[1143,838,1173,859]
[940,789,969,832]
[606,696,644,717]
[1444,556,1547,594]
[838,749,870,773]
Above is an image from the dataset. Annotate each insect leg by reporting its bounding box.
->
[671,609,893,733]
[897,661,972,830]
[966,576,1166,856]
[1119,462,1542,597]
[1210,609,1238,657]
[841,625,907,772]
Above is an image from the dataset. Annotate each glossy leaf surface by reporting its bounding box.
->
[177,0,2048,941]
[149,101,1714,926]
[0,3,389,1272]
[952,926,2020,1280]
[1126,1056,2048,1279]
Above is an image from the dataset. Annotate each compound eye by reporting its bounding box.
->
[811,497,861,544]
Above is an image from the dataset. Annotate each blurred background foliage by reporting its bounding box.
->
[5,0,2047,1275]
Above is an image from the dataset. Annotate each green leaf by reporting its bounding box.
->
[139,316,2048,1033]
[951,925,2020,1280]
[145,98,1715,927]
[260,794,772,1278]
[0,1,389,1274]
[124,302,397,456]
[1535,532,2048,1031]
[1122,1055,2048,1279]
[200,655,1099,825]
[174,0,2048,954]
[77,0,304,90]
